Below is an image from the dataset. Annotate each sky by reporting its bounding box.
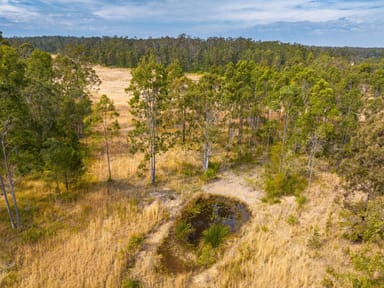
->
[1,0,384,47]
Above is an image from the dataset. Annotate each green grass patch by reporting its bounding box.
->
[202,223,230,248]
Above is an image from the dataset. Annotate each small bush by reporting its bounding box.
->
[326,248,384,287]
[295,194,307,207]
[308,226,322,249]
[287,214,299,225]
[261,225,269,232]
[127,234,144,251]
[341,197,384,243]
[321,276,334,288]
[21,227,45,244]
[198,244,216,267]
[175,221,193,242]
[202,224,230,248]
[180,162,200,177]
[122,279,141,288]
[263,171,307,203]
[200,162,220,182]
[234,150,255,165]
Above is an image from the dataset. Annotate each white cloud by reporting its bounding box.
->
[92,0,384,29]
[0,0,39,22]
[1,0,383,46]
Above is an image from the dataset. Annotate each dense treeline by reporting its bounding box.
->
[7,35,384,72]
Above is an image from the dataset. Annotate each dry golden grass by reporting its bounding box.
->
[13,188,164,288]
[92,66,133,132]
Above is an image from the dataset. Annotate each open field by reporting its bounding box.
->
[92,66,133,132]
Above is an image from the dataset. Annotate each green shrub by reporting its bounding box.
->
[351,248,384,279]
[234,150,255,165]
[202,224,230,248]
[127,234,144,251]
[286,214,299,225]
[180,162,200,177]
[307,226,322,249]
[263,171,307,203]
[21,227,45,244]
[200,162,220,182]
[341,197,384,243]
[122,279,141,288]
[295,194,307,207]
[175,221,193,242]
[321,276,334,288]
[326,248,384,288]
[198,244,216,267]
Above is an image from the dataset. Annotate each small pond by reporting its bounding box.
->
[158,194,251,273]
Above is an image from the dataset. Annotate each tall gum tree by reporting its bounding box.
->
[127,53,169,185]
[191,72,222,171]
[166,60,193,146]
[298,79,339,189]
[92,94,120,182]
[0,43,28,229]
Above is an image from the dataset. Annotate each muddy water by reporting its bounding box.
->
[158,194,251,273]
[183,195,250,246]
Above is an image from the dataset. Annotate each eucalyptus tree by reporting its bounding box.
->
[42,138,84,193]
[53,53,99,138]
[275,84,298,172]
[298,79,339,188]
[39,52,99,192]
[191,72,222,171]
[23,49,59,148]
[127,53,169,184]
[254,66,282,154]
[223,60,256,149]
[341,96,384,198]
[93,94,120,182]
[333,72,361,159]
[166,60,194,145]
[0,44,28,228]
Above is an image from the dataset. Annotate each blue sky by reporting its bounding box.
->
[1,0,383,47]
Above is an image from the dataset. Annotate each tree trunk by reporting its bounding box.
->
[182,106,186,145]
[279,113,289,173]
[238,104,244,145]
[0,174,16,229]
[1,133,20,228]
[103,115,112,182]
[65,172,69,193]
[227,115,232,148]
[203,101,211,172]
[250,114,260,147]
[150,141,156,185]
[55,174,60,193]
[265,110,272,158]
[105,139,112,182]
[150,93,157,185]
[203,141,211,172]
[307,134,318,190]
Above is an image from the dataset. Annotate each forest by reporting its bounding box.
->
[1,31,383,287]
